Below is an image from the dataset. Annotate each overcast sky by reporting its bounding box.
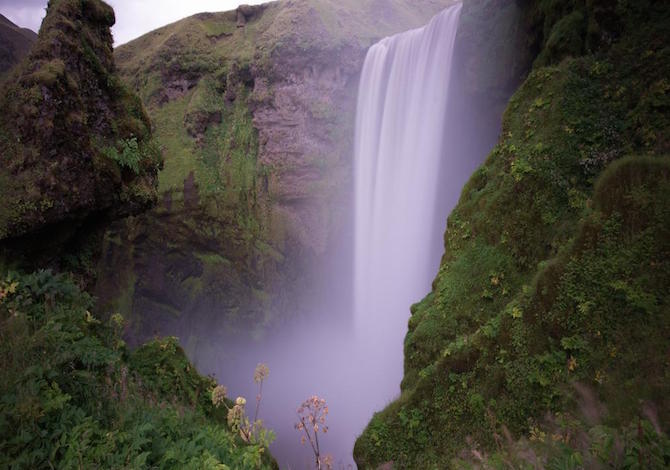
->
[0,0,268,45]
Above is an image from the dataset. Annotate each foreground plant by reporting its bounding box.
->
[212,363,275,449]
[295,395,333,469]
[0,270,274,468]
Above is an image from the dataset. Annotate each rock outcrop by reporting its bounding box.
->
[0,0,160,280]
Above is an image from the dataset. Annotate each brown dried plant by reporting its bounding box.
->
[295,395,332,469]
[211,363,275,448]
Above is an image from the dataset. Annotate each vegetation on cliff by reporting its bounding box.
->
[355,0,670,467]
[0,270,276,469]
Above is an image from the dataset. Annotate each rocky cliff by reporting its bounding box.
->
[98,0,456,344]
[355,0,670,467]
[0,14,37,77]
[0,0,160,281]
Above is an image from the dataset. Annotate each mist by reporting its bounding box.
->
[129,3,515,467]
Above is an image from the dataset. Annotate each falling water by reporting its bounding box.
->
[189,4,472,468]
[353,2,463,409]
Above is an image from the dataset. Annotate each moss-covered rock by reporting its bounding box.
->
[354,0,670,467]
[0,0,161,281]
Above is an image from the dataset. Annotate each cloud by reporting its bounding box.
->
[0,4,46,33]
[0,0,269,44]
[0,0,43,7]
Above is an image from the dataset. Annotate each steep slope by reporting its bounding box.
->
[0,14,37,76]
[355,0,670,467]
[0,0,160,280]
[97,0,455,344]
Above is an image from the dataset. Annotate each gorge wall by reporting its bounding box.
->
[355,0,670,467]
[0,0,160,284]
[97,0,457,345]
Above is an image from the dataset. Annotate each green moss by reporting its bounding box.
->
[129,336,215,412]
[81,0,115,26]
[149,78,258,201]
[187,76,223,116]
[151,94,198,192]
[21,58,65,86]
[201,18,236,38]
[195,252,230,266]
[535,10,586,66]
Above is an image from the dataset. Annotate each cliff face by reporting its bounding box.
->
[355,0,670,467]
[98,0,456,343]
[0,0,160,280]
[0,14,37,76]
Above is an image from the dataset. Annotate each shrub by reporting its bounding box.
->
[0,269,276,469]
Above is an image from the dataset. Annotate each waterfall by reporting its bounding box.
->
[353,3,463,400]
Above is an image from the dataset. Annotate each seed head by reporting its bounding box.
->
[211,385,227,407]
[254,363,270,383]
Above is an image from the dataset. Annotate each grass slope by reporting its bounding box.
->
[115,0,456,79]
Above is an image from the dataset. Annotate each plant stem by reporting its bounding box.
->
[254,379,263,423]
[314,426,321,469]
[300,416,319,459]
